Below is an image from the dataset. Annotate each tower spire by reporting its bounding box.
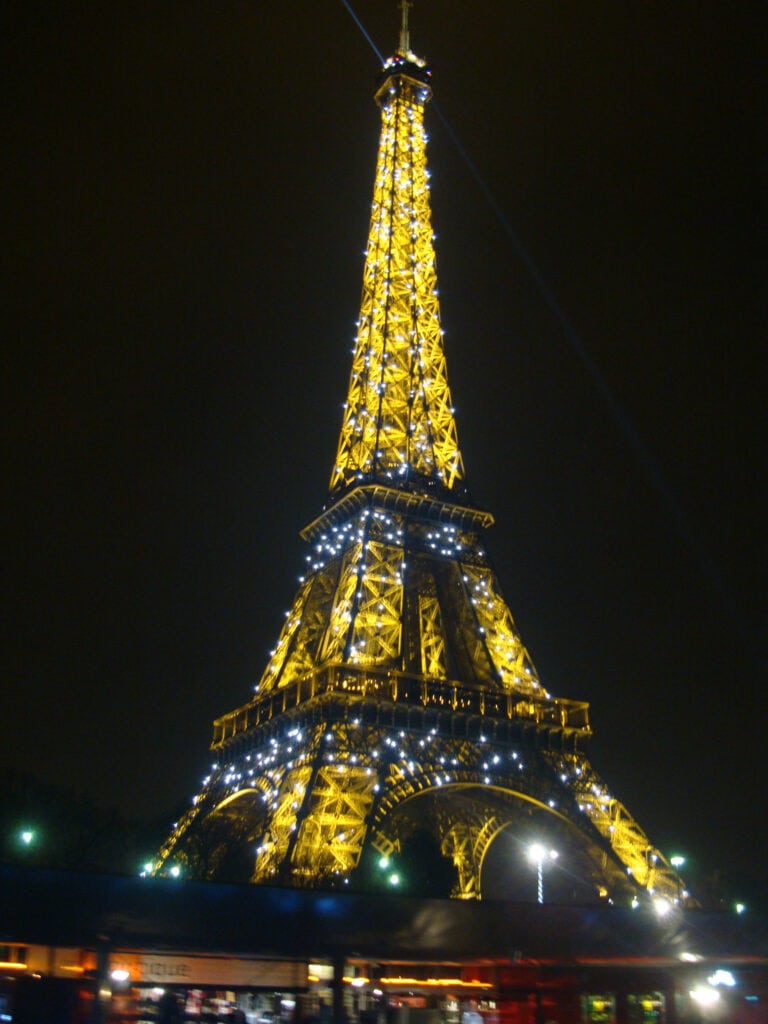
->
[330,16,464,499]
[398,0,412,56]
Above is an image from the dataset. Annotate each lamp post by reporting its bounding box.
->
[527,843,558,904]
[670,855,685,903]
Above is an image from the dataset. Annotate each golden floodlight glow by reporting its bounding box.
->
[330,60,463,495]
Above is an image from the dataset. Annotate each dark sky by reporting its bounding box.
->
[4,2,766,892]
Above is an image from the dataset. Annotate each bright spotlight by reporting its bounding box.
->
[690,986,720,1008]
[708,970,735,988]
[527,843,546,864]
[653,897,672,917]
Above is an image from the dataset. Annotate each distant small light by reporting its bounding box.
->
[169,865,181,879]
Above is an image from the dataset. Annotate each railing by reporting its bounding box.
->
[211,665,590,747]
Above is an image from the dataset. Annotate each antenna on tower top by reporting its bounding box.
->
[398,0,412,55]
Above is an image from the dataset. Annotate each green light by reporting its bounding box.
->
[19,829,35,846]
[388,872,400,886]
[670,855,685,868]
[735,902,746,914]
[378,856,390,870]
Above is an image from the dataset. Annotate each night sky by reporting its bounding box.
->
[4,2,766,892]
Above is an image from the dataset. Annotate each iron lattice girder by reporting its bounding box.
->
[542,751,682,896]
[156,701,678,900]
[211,670,591,752]
[301,484,493,544]
[249,500,545,705]
[330,69,463,495]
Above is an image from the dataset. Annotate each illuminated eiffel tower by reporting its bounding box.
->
[154,9,683,904]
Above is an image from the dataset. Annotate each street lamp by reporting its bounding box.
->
[527,843,558,904]
[670,855,685,902]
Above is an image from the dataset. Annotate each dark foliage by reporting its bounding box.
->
[0,766,174,876]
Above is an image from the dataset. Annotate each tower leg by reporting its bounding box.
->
[440,821,482,899]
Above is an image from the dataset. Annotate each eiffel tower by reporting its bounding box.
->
[153,8,683,905]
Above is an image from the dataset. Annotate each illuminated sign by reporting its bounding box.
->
[107,953,307,988]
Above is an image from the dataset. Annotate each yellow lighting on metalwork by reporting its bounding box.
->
[0,963,28,972]
[149,31,688,908]
[330,56,463,495]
